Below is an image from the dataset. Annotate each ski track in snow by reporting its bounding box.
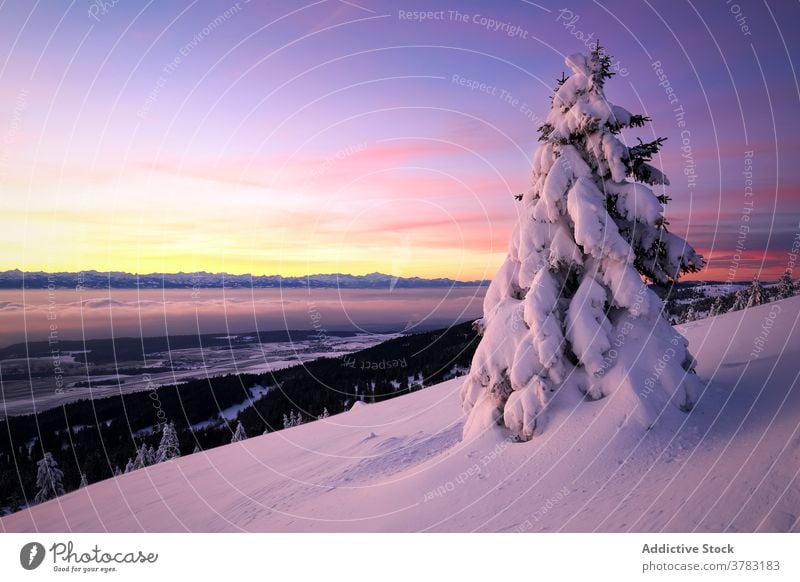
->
[3,297,799,532]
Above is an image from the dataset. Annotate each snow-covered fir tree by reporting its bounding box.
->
[679,306,696,324]
[747,277,766,307]
[146,445,156,466]
[129,444,150,471]
[318,407,330,420]
[231,421,247,443]
[124,458,135,474]
[461,47,703,441]
[730,289,748,312]
[778,270,795,299]
[113,466,122,477]
[709,294,725,317]
[155,422,181,463]
[34,452,65,504]
[283,410,303,428]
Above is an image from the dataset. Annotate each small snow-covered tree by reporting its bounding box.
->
[34,452,65,504]
[155,422,181,463]
[318,407,330,420]
[113,466,122,477]
[461,47,703,440]
[778,270,795,299]
[124,458,135,473]
[231,421,247,443]
[130,444,150,471]
[747,277,766,307]
[730,289,748,312]
[708,294,725,317]
[679,306,696,324]
[284,410,303,428]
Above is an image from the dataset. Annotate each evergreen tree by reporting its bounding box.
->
[34,452,65,504]
[284,410,304,427]
[155,422,181,463]
[318,407,330,420]
[730,289,748,312]
[679,306,696,324]
[709,294,725,317]
[124,458,135,474]
[113,466,122,477]
[778,269,795,299]
[146,445,156,466]
[131,445,149,470]
[461,47,702,441]
[747,278,766,307]
[231,421,247,443]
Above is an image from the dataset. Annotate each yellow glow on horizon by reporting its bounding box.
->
[2,243,503,281]
[1,168,505,281]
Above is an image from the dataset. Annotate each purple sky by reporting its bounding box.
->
[0,0,798,281]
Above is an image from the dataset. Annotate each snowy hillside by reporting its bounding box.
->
[3,296,799,532]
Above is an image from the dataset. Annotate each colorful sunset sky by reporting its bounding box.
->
[1,0,798,281]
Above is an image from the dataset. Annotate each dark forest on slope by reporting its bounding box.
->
[0,321,478,513]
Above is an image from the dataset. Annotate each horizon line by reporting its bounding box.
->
[0,268,786,286]
[0,268,488,283]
